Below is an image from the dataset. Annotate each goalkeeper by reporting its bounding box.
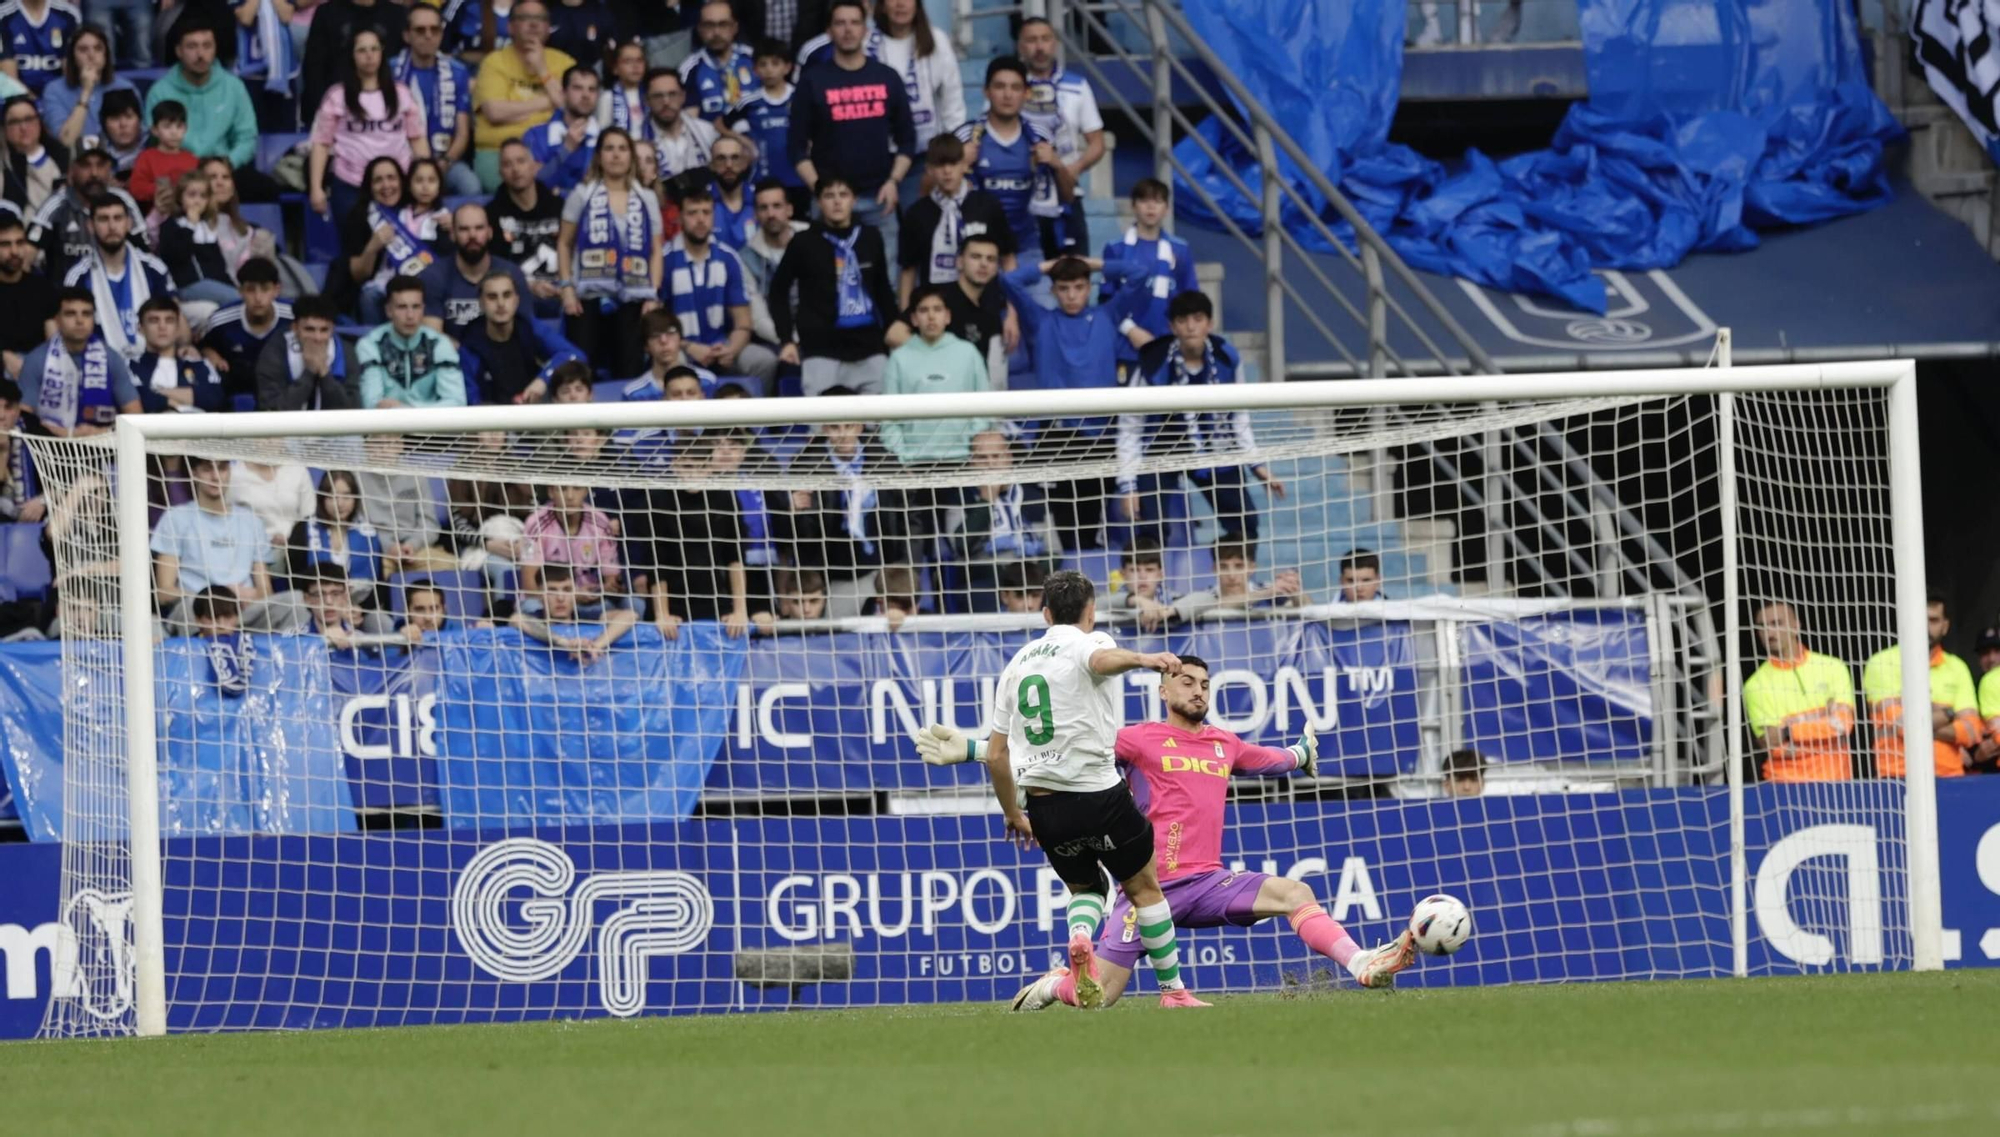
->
[919,654,1416,1009]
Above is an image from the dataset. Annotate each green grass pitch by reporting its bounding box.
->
[4,972,1997,1136]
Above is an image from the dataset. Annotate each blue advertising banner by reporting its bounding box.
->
[1,780,1990,1039]
[718,621,1427,796]
[1460,611,1654,766]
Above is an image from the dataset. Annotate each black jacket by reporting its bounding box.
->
[767,221,896,362]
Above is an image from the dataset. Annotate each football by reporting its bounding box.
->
[1409,894,1473,955]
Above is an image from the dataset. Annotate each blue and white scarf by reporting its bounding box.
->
[206,630,254,697]
[824,226,874,329]
[393,50,459,156]
[607,83,643,131]
[37,332,112,432]
[1122,227,1179,300]
[369,200,436,285]
[986,484,1041,558]
[827,446,876,554]
[237,0,298,96]
[867,27,925,128]
[927,183,967,282]
[577,182,654,303]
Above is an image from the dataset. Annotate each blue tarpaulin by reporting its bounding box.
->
[1173,0,1903,313]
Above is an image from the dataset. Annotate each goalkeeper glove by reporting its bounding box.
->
[916,723,987,766]
[1287,729,1320,777]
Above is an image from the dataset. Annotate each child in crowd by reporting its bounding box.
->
[130,99,196,212]
[511,563,637,665]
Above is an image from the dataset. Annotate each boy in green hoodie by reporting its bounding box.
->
[881,284,993,572]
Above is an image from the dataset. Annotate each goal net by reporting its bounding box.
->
[22,363,1937,1037]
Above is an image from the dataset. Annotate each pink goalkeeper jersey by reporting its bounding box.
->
[1114,722,1300,881]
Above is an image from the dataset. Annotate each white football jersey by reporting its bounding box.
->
[992,623,1122,793]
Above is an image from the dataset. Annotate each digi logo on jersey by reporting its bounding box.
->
[451,839,713,1017]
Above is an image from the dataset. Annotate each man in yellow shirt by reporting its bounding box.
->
[471,0,575,192]
[1742,601,1855,782]
[1975,622,2000,773]
[1861,593,1979,780]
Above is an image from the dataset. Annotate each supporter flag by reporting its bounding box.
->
[1912,0,2000,166]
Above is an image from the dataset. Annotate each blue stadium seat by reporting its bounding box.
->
[387,570,486,621]
[239,203,284,242]
[231,393,258,413]
[592,379,634,402]
[257,132,306,175]
[0,523,50,600]
[304,208,341,265]
[1165,547,1214,598]
[303,261,329,292]
[1060,548,1118,593]
[125,67,166,97]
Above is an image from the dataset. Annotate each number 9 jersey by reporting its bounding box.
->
[991,624,1124,794]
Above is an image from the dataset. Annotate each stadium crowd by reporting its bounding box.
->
[0,1,1333,660]
[0,0,1978,788]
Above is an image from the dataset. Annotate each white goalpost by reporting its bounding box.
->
[22,360,1939,1039]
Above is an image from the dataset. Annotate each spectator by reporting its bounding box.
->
[739,176,802,345]
[520,482,623,610]
[1113,536,1181,631]
[954,56,1069,271]
[342,155,449,325]
[880,283,988,461]
[511,561,637,664]
[256,294,359,411]
[885,230,1010,386]
[664,184,775,385]
[556,126,663,379]
[488,138,564,305]
[0,94,60,217]
[636,428,754,638]
[624,307,714,395]
[151,454,281,633]
[1117,290,1283,546]
[144,24,269,200]
[706,133,755,249]
[994,559,1047,615]
[392,2,481,198]
[308,27,429,224]
[1978,622,2000,677]
[1442,748,1485,797]
[751,565,825,633]
[954,429,1052,610]
[227,449,313,551]
[2,0,81,96]
[127,98,195,213]
[354,435,456,575]
[865,562,918,629]
[597,39,648,132]
[299,563,398,651]
[898,132,1012,303]
[1337,548,1383,602]
[419,202,532,337]
[779,402,890,613]
[197,156,279,280]
[61,191,170,359]
[1173,539,1308,620]
[1017,16,1103,256]
[397,580,449,644]
[0,213,56,376]
[728,38,803,214]
[446,430,535,590]
[799,0,961,208]
[1001,255,1151,552]
[636,66,716,181]
[300,0,408,129]
[288,469,383,601]
[1743,600,1855,782]
[1100,178,1196,372]
[156,167,240,307]
[472,0,574,192]
[631,135,663,194]
[789,1,913,258]
[44,464,116,637]
[546,0,627,75]
[0,377,41,523]
[459,268,581,403]
[525,63,600,191]
[197,255,288,400]
[41,26,136,153]
[28,143,136,281]
[678,1,754,123]
[187,586,243,662]
[768,174,894,395]
[1862,592,1979,781]
[357,275,465,409]
[1979,623,2000,772]
[548,357,592,402]
[90,87,139,176]
[130,293,225,413]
